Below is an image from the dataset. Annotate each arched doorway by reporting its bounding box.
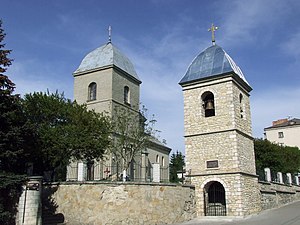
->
[204,181,226,216]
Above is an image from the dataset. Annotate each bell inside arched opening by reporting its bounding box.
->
[202,91,215,117]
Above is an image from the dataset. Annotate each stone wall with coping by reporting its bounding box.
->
[259,181,300,210]
[42,182,196,225]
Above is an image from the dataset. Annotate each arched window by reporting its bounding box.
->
[156,155,160,163]
[202,91,215,117]
[162,156,165,167]
[88,82,97,101]
[239,93,245,119]
[124,86,130,105]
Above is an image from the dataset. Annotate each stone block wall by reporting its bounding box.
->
[259,182,300,210]
[185,131,255,175]
[182,77,252,137]
[42,182,196,225]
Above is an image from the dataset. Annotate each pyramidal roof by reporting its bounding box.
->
[179,44,249,86]
[74,42,141,82]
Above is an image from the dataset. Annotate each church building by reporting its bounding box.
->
[66,33,171,182]
[179,25,261,217]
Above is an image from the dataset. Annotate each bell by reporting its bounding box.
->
[205,100,214,110]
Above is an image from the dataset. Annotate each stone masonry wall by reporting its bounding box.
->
[259,182,300,211]
[182,77,252,137]
[42,182,196,225]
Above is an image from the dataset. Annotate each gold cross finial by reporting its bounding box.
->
[208,23,219,45]
[108,26,112,43]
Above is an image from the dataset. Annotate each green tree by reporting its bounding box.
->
[110,105,158,177]
[254,138,300,174]
[22,91,111,180]
[254,139,283,172]
[0,19,27,225]
[169,151,185,183]
[280,145,300,173]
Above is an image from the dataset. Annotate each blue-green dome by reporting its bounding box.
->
[74,42,141,82]
[179,45,248,85]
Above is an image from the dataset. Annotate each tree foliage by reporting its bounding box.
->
[110,105,157,172]
[0,19,26,225]
[254,138,300,174]
[22,91,111,180]
[169,151,185,183]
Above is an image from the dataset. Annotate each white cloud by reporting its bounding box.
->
[280,30,300,59]
[219,0,289,47]
[8,59,73,99]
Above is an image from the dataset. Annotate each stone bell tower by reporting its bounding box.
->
[179,30,260,217]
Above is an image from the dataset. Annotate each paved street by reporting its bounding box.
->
[173,201,300,225]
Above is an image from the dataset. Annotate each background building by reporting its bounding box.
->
[264,118,300,148]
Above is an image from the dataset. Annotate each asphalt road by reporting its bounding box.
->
[173,201,300,225]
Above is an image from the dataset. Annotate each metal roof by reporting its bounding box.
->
[264,118,300,130]
[74,42,140,82]
[179,45,248,85]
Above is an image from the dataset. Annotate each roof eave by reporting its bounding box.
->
[73,64,142,84]
[179,72,252,92]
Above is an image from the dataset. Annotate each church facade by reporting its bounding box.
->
[66,40,171,182]
[179,42,261,216]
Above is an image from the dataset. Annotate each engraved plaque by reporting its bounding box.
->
[206,160,218,168]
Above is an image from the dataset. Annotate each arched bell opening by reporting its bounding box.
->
[204,181,226,216]
[202,91,215,117]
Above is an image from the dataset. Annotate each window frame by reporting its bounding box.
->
[278,132,284,138]
[124,86,130,105]
[88,82,97,101]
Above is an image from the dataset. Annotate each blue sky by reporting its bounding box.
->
[2,0,300,154]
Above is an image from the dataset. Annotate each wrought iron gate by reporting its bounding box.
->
[205,182,226,216]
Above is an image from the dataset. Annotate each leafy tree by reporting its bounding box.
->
[22,91,111,180]
[169,151,185,183]
[254,139,283,172]
[279,145,300,173]
[0,19,27,225]
[110,105,157,177]
[254,138,300,174]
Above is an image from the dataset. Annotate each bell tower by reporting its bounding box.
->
[179,41,260,216]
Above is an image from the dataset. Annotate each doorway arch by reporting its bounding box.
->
[204,181,226,216]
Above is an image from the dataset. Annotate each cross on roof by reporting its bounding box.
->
[208,23,219,45]
[108,25,112,43]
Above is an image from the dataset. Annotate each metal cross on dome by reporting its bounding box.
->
[208,23,219,45]
[108,25,112,43]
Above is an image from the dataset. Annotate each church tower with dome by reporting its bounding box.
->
[73,40,141,115]
[68,31,171,182]
[179,25,261,217]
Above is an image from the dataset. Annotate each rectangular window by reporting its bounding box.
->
[278,132,284,138]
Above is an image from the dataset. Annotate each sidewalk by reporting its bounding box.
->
[172,200,300,225]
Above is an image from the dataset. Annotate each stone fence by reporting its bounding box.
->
[42,181,196,225]
[258,167,300,210]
